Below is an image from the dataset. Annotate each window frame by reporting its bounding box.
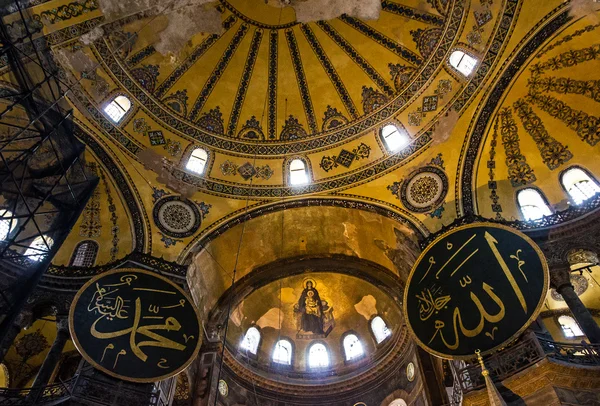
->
[369,315,392,346]
[559,166,600,205]
[379,122,411,154]
[102,94,133,124]
[447,47,479,79]
[306,341,331,370]
[341,331,365,363]
[182,145,211,176]
[515,187,553,221]
[284,156,312,186]
[557,314,585,339]
[239,326,262,358]
[69,240,99,267]
[271,337,295,369]
[24,235,54,262]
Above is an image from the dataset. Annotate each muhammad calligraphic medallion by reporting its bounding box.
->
[404,223,548,359]
[69,268,201,382]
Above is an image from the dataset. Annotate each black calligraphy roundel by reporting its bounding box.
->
[69,268,201,382]
[403,223,549,359]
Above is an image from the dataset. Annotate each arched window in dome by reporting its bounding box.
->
[240,327,260,355]
[561,167,600,204]
[371,316,391,344]
[272,339,293,365]
[104,95,131,123]
[70,240,99,267]
[308,342,329,369]
[289,158,309,186]
[381,124,410,152]
[449,50,478,77]
[24,235,54,262]
[517,188,552,221]
[558,315,584,338]
[186,147,209,175]
[389,399,408,406]
[343,333,364,361]
[0,209,17,241]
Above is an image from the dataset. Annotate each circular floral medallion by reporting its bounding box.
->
[406,362,415,382]
[400,166,448,212]
[550,274,589,301]
[153,196,201,238]
[218,379,228,397]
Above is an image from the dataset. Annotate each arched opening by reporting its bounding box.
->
[103,95,131,123]
[371,316,391,344]
[449,50,478,77]
[308,342,329,369]
[272,339,293,365]
[70,240,99,267]
[561,167,600,204]
[389,399,408,406]
[240,326,260,355]
[289,158,309,185]
[381,124,409,152]
[343,333,364,361]
[186,147,209,175]
[24,235,54,262]
[517,188,552,220]
[0,209,17,241]
[558,315,584,338]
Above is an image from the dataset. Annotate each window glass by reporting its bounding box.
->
[381,124,409,152]
[272,339,292,365]
[240,327,260,355]
[71,241,99,267]
[517,189,552,220]
[389,400,408,406]
[0,209,17,241]
[186,148,208,175]
[289,159,309,185]
[371,316,392,344]
[562,168,600,204]
[558,315,584,338]
[24,235,54,262]
[104,95,131,123]
[308,343,329,368]
[343,334,364,361]
[449,50,478,76]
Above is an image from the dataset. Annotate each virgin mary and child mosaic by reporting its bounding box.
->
[294,279,335,339]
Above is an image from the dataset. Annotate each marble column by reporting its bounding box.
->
[550,266,600,344]
[30,317,70,389]
[0,309,32,365]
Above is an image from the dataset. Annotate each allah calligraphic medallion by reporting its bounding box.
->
[69,268,201,382]
[404,223,548,359]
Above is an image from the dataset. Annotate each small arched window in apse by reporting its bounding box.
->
[272,339,293,365]
[308,343,329,369]
[562,167,600,204]
[70,240,99,267]
[186,147,208,175]
[371,316,392,344]
[0,209,17,241]
[289,159,309,186]
[389,399,408,406]
[24,235,54,262]
[449,50,478,77]
[343,334,364,361]
[240,327,260,355]
[381,124,410,152]
[517,188,552,221]
[103,95,131,123]
[558,315,584,338]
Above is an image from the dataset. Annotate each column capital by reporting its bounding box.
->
[549,266,572,291]
[56,317,69,334]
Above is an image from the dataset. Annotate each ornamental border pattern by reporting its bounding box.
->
[89,0,467,155]
[458,5,570,215]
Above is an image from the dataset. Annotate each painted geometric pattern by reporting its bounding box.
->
[498,107,536,187]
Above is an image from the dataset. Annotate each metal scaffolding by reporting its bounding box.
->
[0,0,97,346]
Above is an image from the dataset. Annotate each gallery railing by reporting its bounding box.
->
[456,332,600,393]
[0,374,167,406]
